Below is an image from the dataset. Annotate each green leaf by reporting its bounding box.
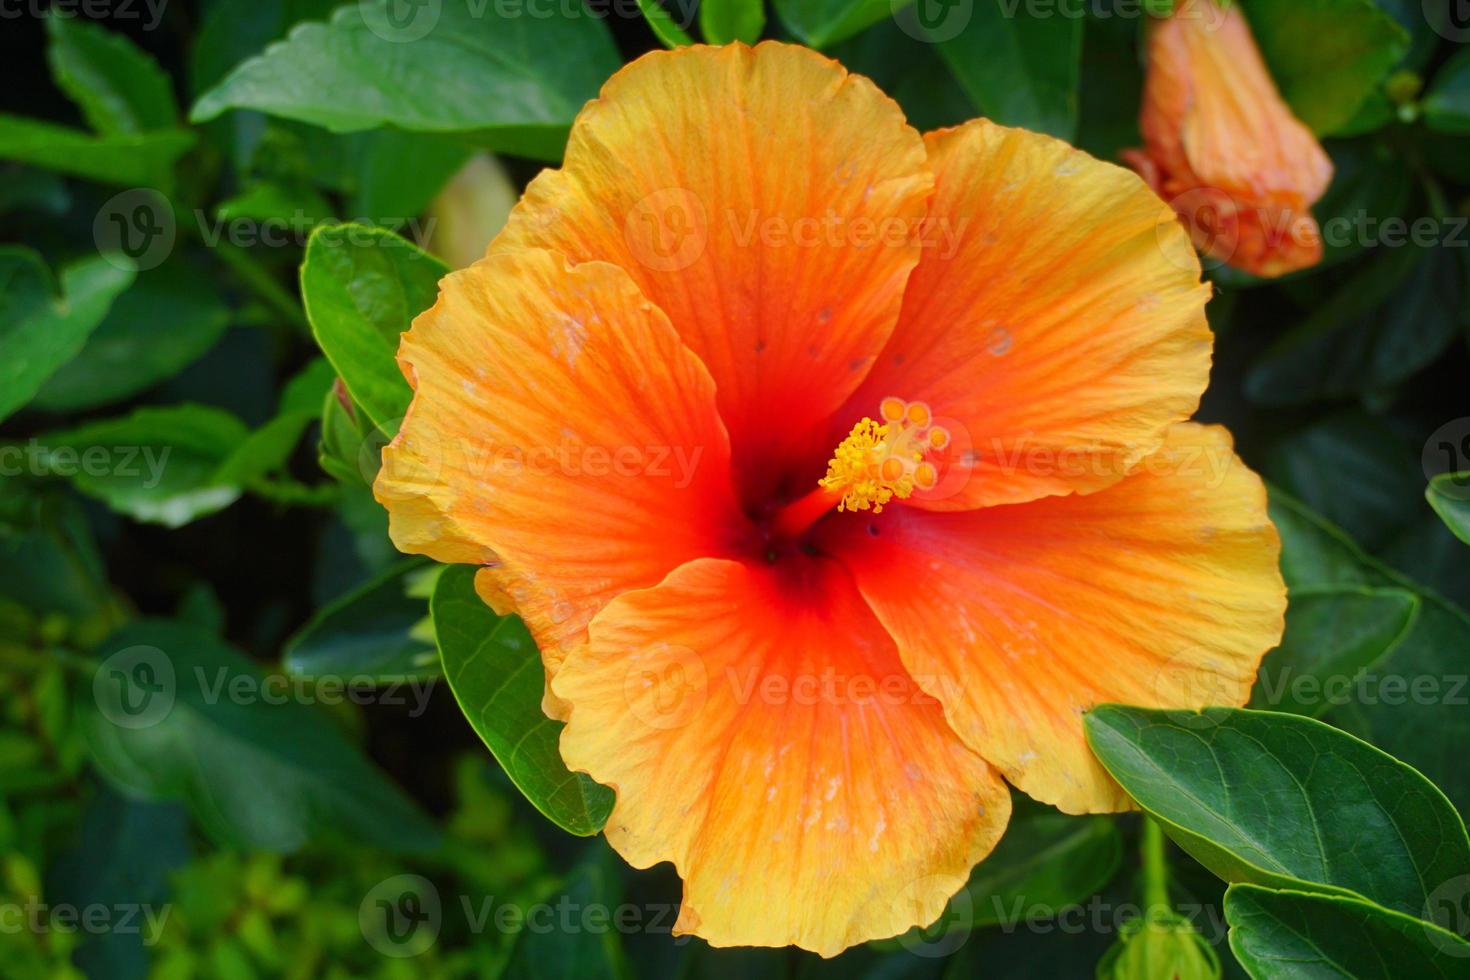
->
[771,0,898,48]
[1085,705,1470,930]
[501,854,628,980]
[935,3,1082,140]
[1250,586,1419,717]
[79,619,441,853]
[37,404,251,527]
[1263,414,1425,550]
[1225,885,1470,978]
[300,223,447,429]
[1246,246,1468,407]
[701,0,764,43]
[432,564,613,836]
[0,481,112,620]
[0,114,194,189]
[215,358,336,487]
[1236,0,1410,135]
[284,559,440,681]
[636,0,695,46]
[45,14,178,134]
[1424,48,1470,134]
[827,18,974,132]
[1271,490,1470,817]
[0,248,134,424]
[1427,473,1470,546]
[190,0,620,161]
[1310,141,1414,269]
[32,259,230,413]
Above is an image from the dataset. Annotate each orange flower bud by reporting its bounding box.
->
[1124,0,1334,278]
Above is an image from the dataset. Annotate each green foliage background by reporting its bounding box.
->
[1,1,1467,978]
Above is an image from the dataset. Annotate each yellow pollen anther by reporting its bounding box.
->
[819,398,950,513]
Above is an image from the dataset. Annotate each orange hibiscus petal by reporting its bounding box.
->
[834,119,1211,511]
[553,556,1010,956]
[374,248,747,707]
[490,42,934,502]
[816,424,1286,813]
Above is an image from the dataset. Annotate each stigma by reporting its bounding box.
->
[819,397,949,513]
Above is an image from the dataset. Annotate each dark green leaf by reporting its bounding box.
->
[215,358,336,487]
[501,854,628,980]
[1236,0,1410,135]
[1271,490,1470,817]
[0,481,112,620]
[1250,587,1418,717]
[936,2,1082,140]
[32,259,230,413]
[79,619,441,853]
[1225,884,1470,978]
[1263,414,1425,550]
[1085,705,1470,930]
[1246,246,1468,407]
[433,564,613,836]
[45,14,178,134]
[772,0,899,48]
[300,223,447,429]
[0,114,193,189]
[827,18,973,132]
[1424,48,1470,134]
[1427,473,1470,546]
[190,0,620,161]
[284,559,439,681]
[38,404,250,527]
[701,0,764,44]
[0,247,134,423]
[636,0,696,46]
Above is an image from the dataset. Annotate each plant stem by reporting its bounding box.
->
[1141,816,1172,915]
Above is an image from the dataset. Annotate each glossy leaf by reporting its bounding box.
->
[1427,473,1470,546]
[1271,490,1470,817]
[300,223,447,430]
[1225,884,1470,978]
[190,0,620,161]
[45,14,178,134]
[1236,0,1410,135]
[432,564,613,836]
[1085,705,1470,930]
[38,404,250,527]
[32,259,229,413]
[936,2,1082,140]
[701,0,764,44]
[771,0,899,49]
[1424,48,1470,134]
[0,114,194,189]
[0,248,134,423]
[284,559,439,681]
[636,0,695,46]
[79,619,441,853]
[1250,586,1418,717]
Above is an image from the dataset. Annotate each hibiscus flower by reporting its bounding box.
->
[375,41,1286,956]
